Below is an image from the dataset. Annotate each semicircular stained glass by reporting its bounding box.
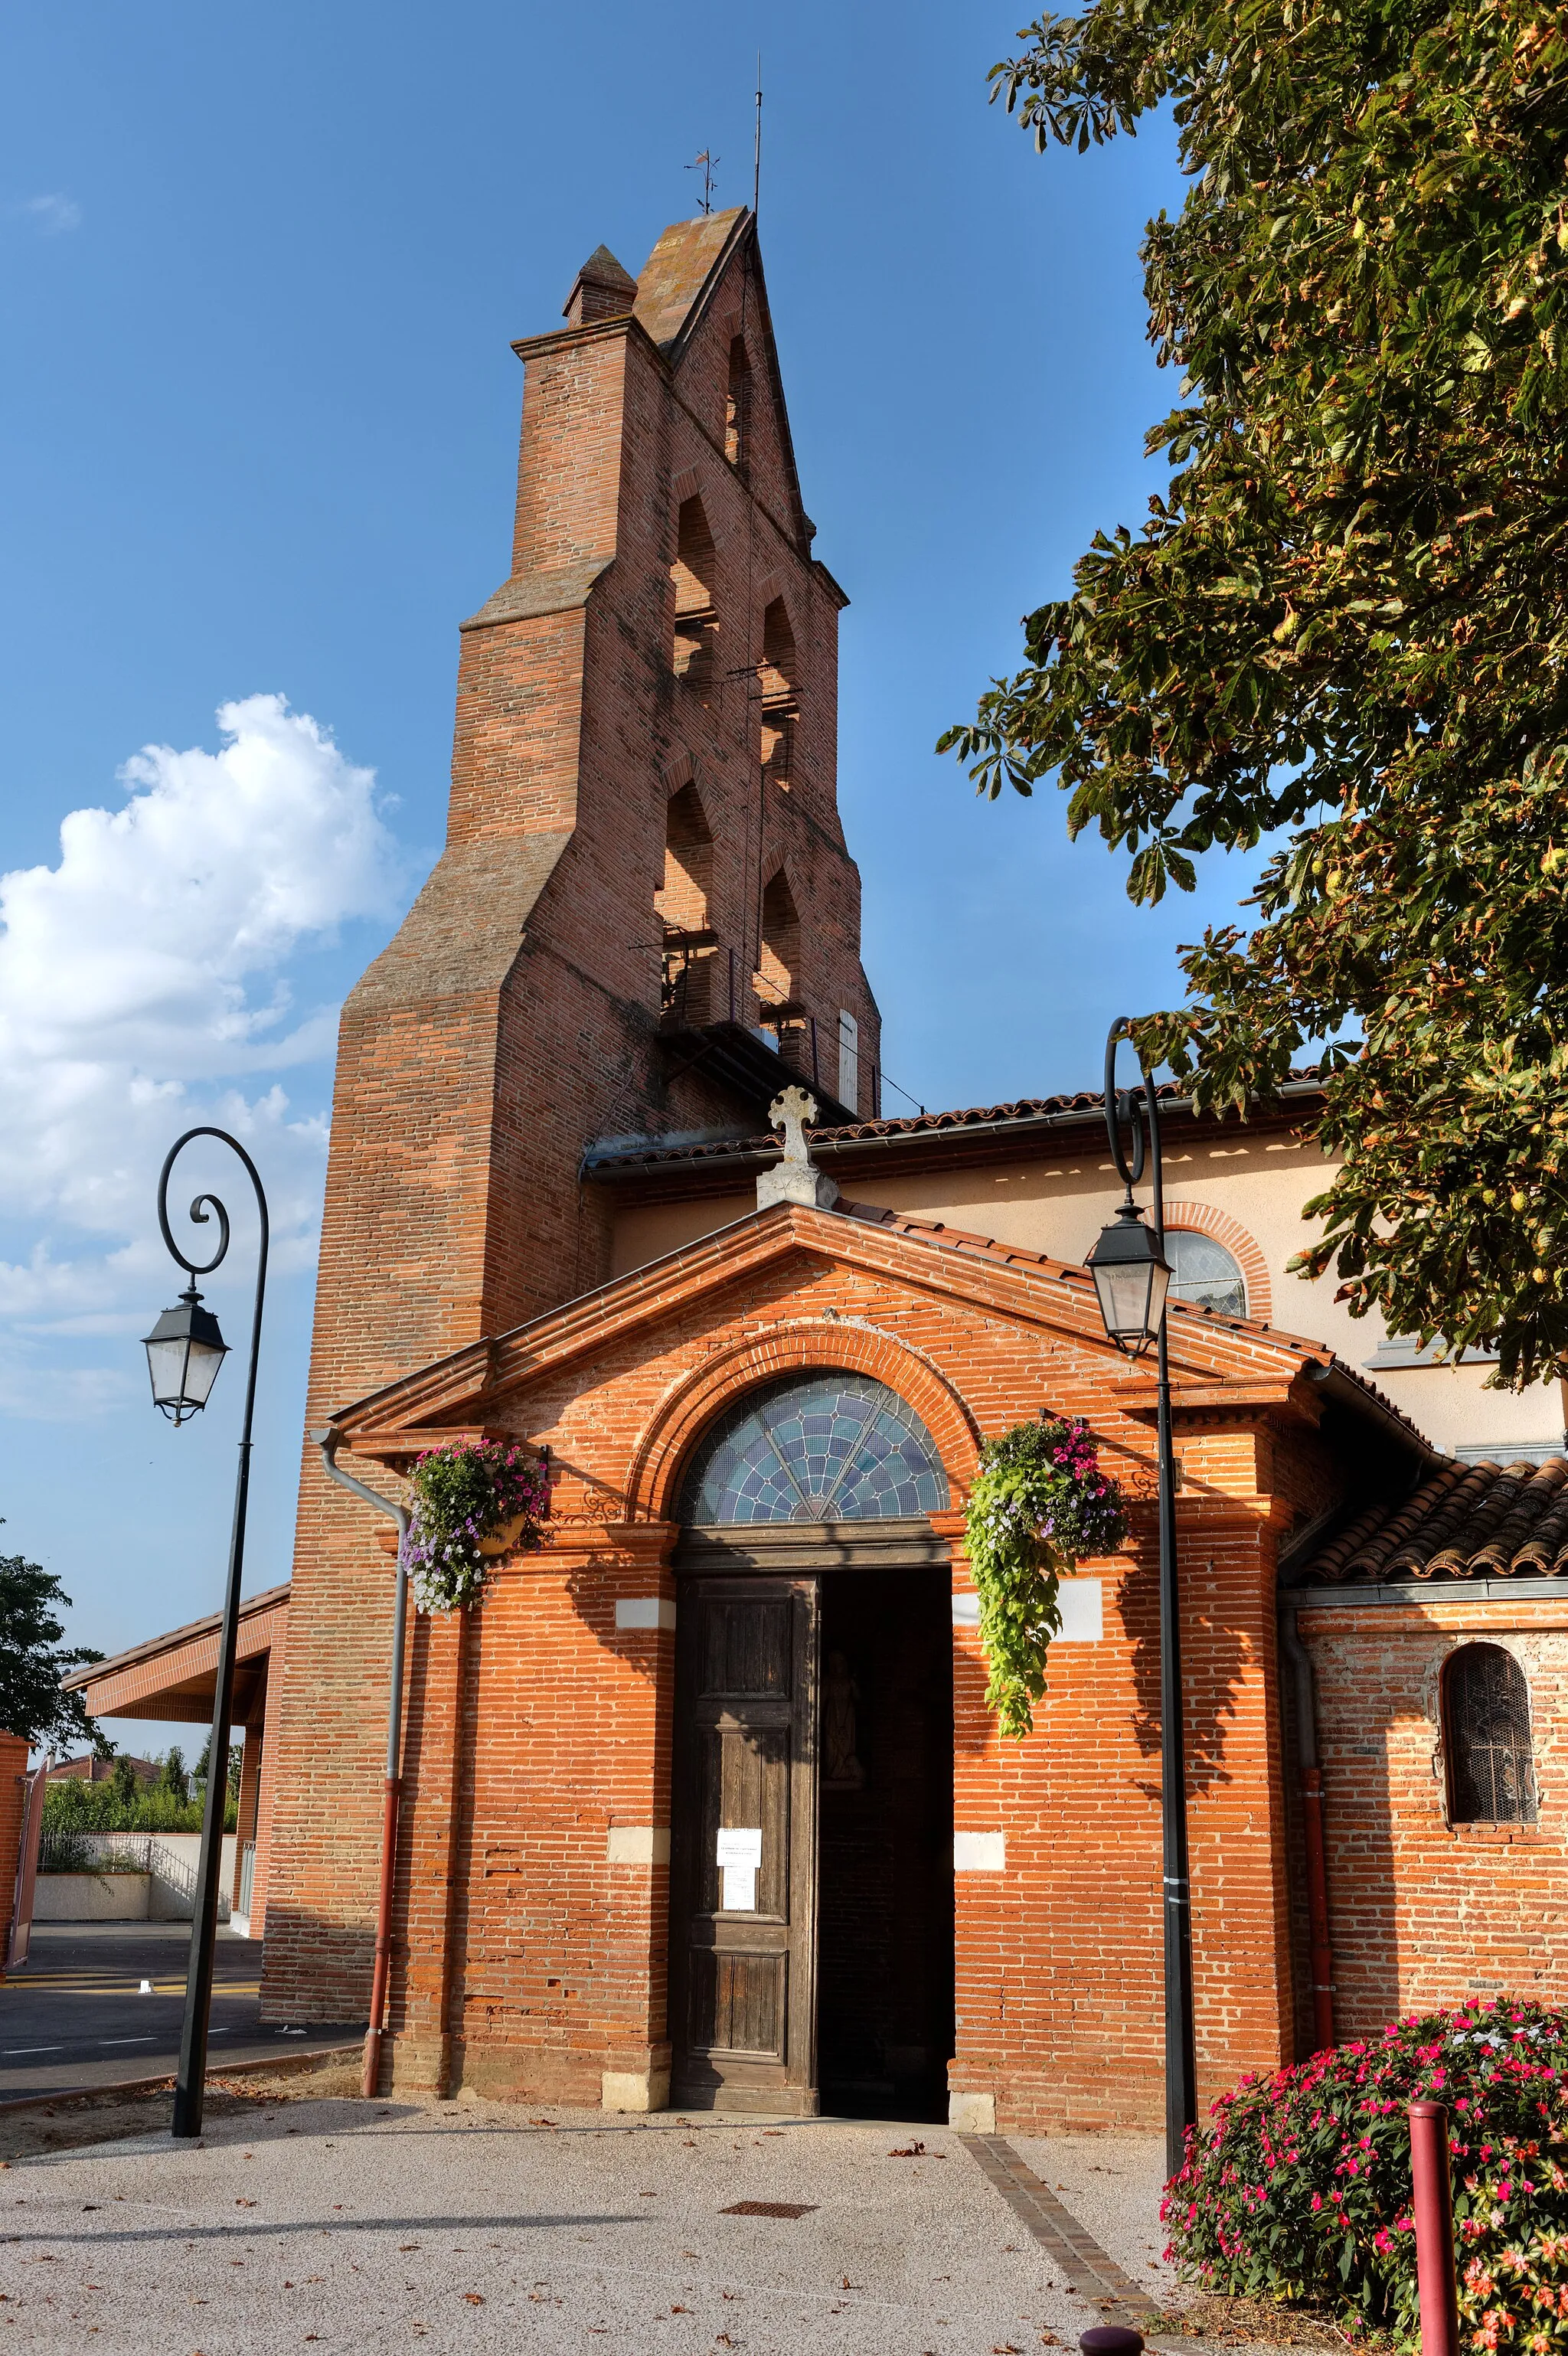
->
[679,1372,949,1524]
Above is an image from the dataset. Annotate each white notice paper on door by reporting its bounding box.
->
[715,1826,762,1869]
[720,1864,757,1912]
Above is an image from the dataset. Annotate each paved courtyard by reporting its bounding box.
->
[0,2089,1189,2355]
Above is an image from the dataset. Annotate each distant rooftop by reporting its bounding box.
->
[583,1067,1330,1185]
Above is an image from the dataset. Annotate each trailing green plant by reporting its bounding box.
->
[404,1439,550,1614]
[1162,1997,1568,2351]
[964,1416,1127,1737]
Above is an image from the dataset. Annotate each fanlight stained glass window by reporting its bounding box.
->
[1168,1230,1247,1319]
[679,1374,949,1524]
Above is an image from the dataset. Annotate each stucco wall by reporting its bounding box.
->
[607,1128,1564,1460]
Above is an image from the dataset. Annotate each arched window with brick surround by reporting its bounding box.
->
[1160,1201,1270,1322]
[656,783,716,1026]
[757,868,799,1011]
[760,599,798,791]
[1444,1643,1537,1824]
[725,336,752,469]
[671,495,717,694]
[679,1373,949,1524]
[1168,1230,1248,1319]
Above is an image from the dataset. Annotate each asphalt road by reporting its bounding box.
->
[0,1923,363,2102]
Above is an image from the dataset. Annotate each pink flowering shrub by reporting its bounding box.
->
[1161,1999,1568,2350]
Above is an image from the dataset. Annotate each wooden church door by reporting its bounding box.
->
[668,1577,820,2113]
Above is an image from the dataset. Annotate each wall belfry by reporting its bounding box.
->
[263,211,880,2015]
[321,204,874,1397]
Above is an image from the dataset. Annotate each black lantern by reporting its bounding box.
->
[142,1286,230,1423]
[1087,1200,1171,1358]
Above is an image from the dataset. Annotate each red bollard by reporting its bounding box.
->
[1410,2099,1461,2356]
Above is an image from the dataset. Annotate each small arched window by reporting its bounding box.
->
[1167,1230,1247,1319]
[1445,1643,1537,1825]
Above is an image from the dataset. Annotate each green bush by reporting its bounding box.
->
[1162,1998,1568,2351]
[42,1771,236,1838]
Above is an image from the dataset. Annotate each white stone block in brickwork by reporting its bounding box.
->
[952,1591,980,1627]
[602,2067,671,2113]
[1057,1577,1103,1641]
[953,1831,1005,1873]
[949,2090,997,2132]
[606,1826,670,1864]
[615,1596,676,1631]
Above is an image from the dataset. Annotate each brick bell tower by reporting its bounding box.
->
[260,210,880,2011]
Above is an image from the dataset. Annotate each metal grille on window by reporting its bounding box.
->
[1446,1643,1537,1824]
[680,1374,949,1524]
[1167,1230,1247,1319]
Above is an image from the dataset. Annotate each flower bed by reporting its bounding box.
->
[1162,1999,1568,2351]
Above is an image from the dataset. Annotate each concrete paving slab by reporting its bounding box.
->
[0,2094,1179,2355]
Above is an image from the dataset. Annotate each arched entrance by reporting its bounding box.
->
[668,1372,956,2118]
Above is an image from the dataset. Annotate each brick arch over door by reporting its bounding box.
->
[625,1323,983,1524]
[1161,1198,1272,1324]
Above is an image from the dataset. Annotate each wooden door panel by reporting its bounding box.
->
[671,1577,818,2112]
[699,1597,792,1698]
[687,1946,787,2061]
[692,1725,791,1919]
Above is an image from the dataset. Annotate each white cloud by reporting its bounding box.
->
[20,194,82,234]
[0,696,405,1361]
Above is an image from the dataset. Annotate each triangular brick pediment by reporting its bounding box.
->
[326,1197,1392,1466]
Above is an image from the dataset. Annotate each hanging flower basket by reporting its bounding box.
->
[403,1439,550,1614]
[964,1415,1128,1739]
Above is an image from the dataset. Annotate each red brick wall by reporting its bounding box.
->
[263,218,883,2027]
[266,1207,1374,2126]
[1301,1599,1568,2029]
[0,1733,30,1972]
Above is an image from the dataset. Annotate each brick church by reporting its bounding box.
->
[70,207,1568,2126]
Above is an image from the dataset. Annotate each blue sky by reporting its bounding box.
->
[2,2,1256,1740]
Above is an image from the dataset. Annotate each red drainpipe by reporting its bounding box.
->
[1282,1606,1335,2051]
[315,1428,409,2103]
[1410,2099,1461,2356]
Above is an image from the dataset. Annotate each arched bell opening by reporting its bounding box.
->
[666,1371,956,2122]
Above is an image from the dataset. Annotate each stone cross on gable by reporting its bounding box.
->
[756,1084,840,1214]
[769,1085,817,1165]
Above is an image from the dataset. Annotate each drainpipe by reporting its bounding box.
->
[314,1427,410,2102]
[1281,1606,1335,2051]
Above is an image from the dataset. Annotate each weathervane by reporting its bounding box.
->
[686,149,720,215]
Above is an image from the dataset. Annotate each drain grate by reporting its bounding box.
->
[721,2199,818,2219]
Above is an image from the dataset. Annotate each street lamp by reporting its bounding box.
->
[142,1289,230,1424]
[1087,1021,1197,2181]
[145,1127,269,2140]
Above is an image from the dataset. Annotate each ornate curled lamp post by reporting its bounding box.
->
[1085,1021,1197,2179]
[141,1127,269,2140]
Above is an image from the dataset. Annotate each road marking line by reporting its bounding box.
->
[100,2037,157,2047]
[2,2046,65,2055]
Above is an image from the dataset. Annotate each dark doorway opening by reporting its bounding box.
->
[816,1564,954,2121]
